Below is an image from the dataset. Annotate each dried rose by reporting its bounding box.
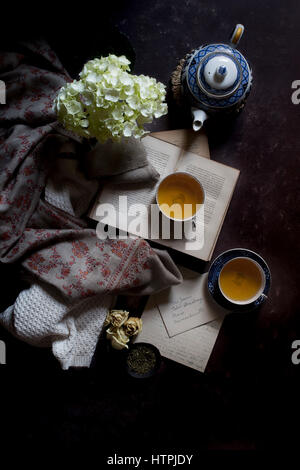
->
[123,317,143,337]
[104,310,129,328]
[106,326,130,350]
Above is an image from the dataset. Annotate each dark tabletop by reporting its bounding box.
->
[1,0,300,461]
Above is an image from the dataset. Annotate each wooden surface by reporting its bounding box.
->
[0,0,300,458]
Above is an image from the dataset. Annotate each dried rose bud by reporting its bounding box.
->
[123,317,143,337]
[104,310,129,328]
[106,326,130,350]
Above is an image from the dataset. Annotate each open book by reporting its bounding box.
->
[89,135,239,261]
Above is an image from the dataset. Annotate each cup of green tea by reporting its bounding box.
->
[156,172,205,222]
[218,257,266,305]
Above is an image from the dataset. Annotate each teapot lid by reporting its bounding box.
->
[199,54,240,97]
[186,43,251,110]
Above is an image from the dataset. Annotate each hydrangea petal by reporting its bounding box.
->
[54,54,167,143]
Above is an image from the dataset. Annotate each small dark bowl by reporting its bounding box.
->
[125,342,161,379]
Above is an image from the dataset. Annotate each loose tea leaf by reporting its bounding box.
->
[126,345,157,375]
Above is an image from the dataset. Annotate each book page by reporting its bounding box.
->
[135,295,225,373]
[175,150,240,260]
[154,270,226,337]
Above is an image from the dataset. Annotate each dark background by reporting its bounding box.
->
[1,0,300,462]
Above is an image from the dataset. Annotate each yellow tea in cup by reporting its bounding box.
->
[219,257,265,304]
[157,172,204,221]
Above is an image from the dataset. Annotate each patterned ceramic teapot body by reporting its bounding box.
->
[181,24,252,131]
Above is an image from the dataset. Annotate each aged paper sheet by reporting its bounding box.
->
[153,270,226,337]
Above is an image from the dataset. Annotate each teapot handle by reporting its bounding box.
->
[230,24,244,47]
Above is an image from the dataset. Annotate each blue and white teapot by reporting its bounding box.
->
[181,24,252,131]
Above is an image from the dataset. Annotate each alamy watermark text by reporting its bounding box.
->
[0,340,6,365]
[0,80,6,104]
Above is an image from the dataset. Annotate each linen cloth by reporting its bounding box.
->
[0,40,182,369]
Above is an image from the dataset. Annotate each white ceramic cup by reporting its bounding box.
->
[156,172,205,222]
[218,256,266,305]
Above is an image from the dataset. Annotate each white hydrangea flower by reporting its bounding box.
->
[53,54,167,143]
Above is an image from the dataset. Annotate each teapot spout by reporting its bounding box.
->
[191,107,208,131]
